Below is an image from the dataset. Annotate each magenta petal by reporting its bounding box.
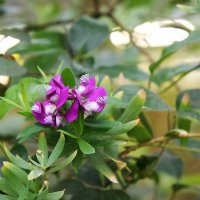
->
[65,100,79,122]
[87,87,107,101]
[57,87,69,108]
[50,75,65,89]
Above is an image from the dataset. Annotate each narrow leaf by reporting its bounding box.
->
[37,66,48,82]
[3,144,30,170]
[89,152,118,183]
[46,133,65,167]
[106,120,139,135]
[38,133,48,165]
[48,150,77,174]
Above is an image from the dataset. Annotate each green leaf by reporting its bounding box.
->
[176,89,200,121]
[78,139,95,154]
[46,133,65,167]
[17,123,45,143]
[106,120,139,135]
[89,152,118,183]
[0,194,11,200]
[1,166,25,196]
[0,78,45,119]
[150,29,200,73]
[61,67,76,88]
[28,169,44,181]
[0,177,16,197]
[72,150,83,170]
[46,191,65,200]
[3,144,31,170]
[0,84,19,119]
[48,150,77,173]
[38,132,48,166]
[3,162,28,185]
[118,89,146,123]
[17,184,29,200]
[84,119,122,129]
[69,16,109,54]
[37,66,48,82]
[0,57,26,76]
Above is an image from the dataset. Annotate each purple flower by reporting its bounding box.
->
[46,75,69,109]
[65,74,107,122]
[32,101,66,128]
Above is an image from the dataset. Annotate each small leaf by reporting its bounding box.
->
[28,169,44,181]
[46,133,65,167]
[55,60,64,75]
[37,66,48,82]
[38,133,48,166]
[61,68,76,88]
[89,152,118,183]
[106,120,139,135]
[78,139,95,154]
[48,150,77,174]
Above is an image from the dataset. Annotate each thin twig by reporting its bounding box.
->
[120,133,200,157]
[107,13,154,63]
[23,19,74,32]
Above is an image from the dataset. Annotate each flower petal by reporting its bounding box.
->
[87,87,107,102]
[57,87,69,108]
[50,75,65,89]
[65,100,79,122]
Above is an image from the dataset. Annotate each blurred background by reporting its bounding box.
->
[1,0,200,199]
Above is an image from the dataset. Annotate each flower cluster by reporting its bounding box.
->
[32,74,107,128]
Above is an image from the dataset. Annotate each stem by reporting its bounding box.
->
[23,19,74,32]
[120,133,200,157]
[107,13,154,63]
